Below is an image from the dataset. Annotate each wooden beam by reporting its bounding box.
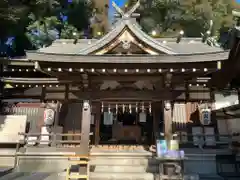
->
[0,59,34,66]
[0,77,72,84]
[37,58,222,69]
[45,87,210,93]
[90,75,162,82]
[45,89,180,101]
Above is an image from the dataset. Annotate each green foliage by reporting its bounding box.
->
[128,0,236,37]
[60,23,82,39]
[26,14,61,48]
[0,0,29,39]
[0,0,92,55]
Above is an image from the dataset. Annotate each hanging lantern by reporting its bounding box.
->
[199,107,211,125]
[108,104,111,114]
[123,104,125,112]
[43,108,55,126]
[141,102,144,112]
[116,104,118,114]
[101,102,104,113]
[149,102,152,114]
[135,102,138,113]
[129,104,132,114]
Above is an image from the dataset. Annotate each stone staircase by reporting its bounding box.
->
[89,150,158,180]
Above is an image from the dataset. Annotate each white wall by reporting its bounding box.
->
[214,91,239,110]
[0,115,27,143]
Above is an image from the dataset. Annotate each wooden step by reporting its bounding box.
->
[69,161,88,165]
[67,173,88,179]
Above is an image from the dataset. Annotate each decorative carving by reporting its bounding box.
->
[164,101,171,111]
[164,73,172,87]
[122,40,131,49]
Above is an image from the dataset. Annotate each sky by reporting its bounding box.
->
[108,0,127,24]
[236,0,240,3]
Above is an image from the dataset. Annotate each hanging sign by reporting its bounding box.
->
[139,112,146,122]
[200,108,211,125]
[44,109,55,125]
[91,115,95,125]
[103,112,113,125]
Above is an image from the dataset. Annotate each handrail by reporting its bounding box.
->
[157,133,240,147]
[18,133,93,136]
[18,132,93,147]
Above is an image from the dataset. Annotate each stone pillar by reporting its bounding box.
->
[163,101,173,149]
[80,100,91,154]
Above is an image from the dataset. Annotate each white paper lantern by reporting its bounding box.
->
[200,109,211,125]
[44,109,55,125]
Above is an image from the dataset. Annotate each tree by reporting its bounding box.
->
[0,0,92,56]
[128,0,237,38]
[0,0,28,39]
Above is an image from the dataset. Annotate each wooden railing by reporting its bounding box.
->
[14,132,240,150]
[167,134,240,149]
[18,132,93,147]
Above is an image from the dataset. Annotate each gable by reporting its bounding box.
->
[93,28,160,55]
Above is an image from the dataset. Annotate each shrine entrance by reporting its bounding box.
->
[98,101,161,145]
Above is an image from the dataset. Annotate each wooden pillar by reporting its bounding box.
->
[80,100,91,154]
[0,64,3,108]
[54,101,61,127]
[41,87,46,102]
[64,84,69,100]
[237,88,240,103]
[152,102,162,141]
[163,101,173,149]
[94,102,101,145]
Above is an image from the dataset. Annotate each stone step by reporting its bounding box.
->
[0,149,16,167]
[43,173,65,180]
[0,157,15,167]
[0,172,29,180]
[90,172,155,180]
[13,172,52,180]
[91,165,158,173]
[0,167,13,177]
[90,157,157,166]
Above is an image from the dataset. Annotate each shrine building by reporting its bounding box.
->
[0,1,230,151]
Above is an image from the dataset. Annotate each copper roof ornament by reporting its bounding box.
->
[112,0,140,19]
